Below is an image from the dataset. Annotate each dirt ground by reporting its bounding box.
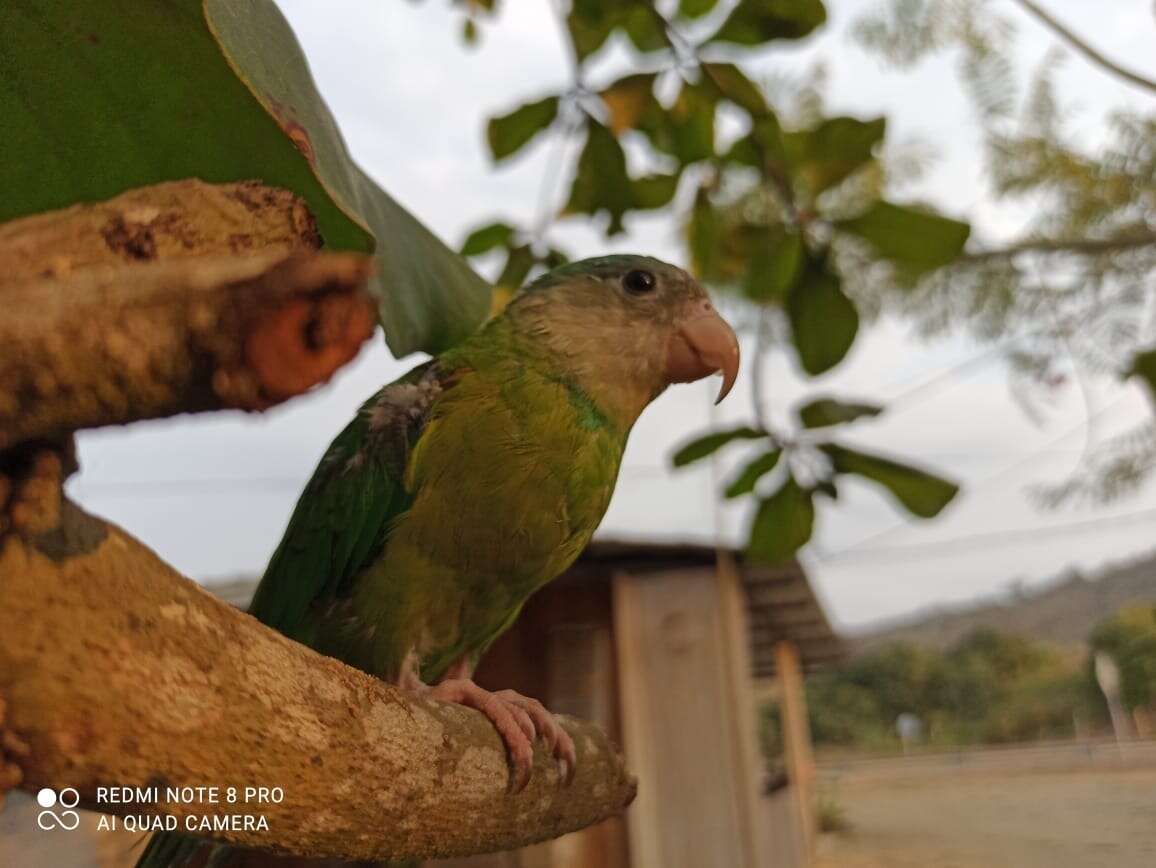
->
[816,766,1156,868]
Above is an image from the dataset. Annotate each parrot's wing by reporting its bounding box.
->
[246,360,445,640]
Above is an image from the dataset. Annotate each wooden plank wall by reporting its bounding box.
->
[613,566,763,868]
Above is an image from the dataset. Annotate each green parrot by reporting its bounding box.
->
[136,255,739,867]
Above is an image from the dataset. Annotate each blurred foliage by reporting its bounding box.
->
[453,0,968,564]
[1090,605,1156,713]
[854,0,1156,506]
[797,628,1107,751]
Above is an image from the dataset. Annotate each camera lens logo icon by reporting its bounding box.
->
[36,787,81,831]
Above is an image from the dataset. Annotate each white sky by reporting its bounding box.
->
[68,0,1156,631]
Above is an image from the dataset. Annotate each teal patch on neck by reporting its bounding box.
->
[551,375,613,432]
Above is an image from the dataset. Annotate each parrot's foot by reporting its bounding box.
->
[425,679,576,793]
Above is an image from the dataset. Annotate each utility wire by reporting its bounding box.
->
[820,506,1156,563]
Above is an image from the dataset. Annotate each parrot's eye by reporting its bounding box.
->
[622,269,657,295]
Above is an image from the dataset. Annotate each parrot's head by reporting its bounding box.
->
[505,255,740,426]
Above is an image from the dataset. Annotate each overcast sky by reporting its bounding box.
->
[68,0,1156,631]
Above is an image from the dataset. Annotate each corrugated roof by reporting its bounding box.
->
[575,539,845,676]
[201,538,843,679]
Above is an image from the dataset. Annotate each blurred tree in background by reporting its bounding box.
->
[796,627,1107,753]
[854,0,1156,505]
[454,0,971,565]
[1090,604,1156,719]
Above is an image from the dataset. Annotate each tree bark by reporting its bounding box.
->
[0,180,377,450]
[0,446,637,861]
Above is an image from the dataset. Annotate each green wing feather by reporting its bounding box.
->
[246,360,437,645]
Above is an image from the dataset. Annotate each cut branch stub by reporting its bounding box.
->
[0,447,637,861]
[0,180,378,449]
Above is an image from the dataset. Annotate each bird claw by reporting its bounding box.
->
[426,679,576,792]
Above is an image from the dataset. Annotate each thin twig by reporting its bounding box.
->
[959,232,1156,263]
[1011,0,1156,97]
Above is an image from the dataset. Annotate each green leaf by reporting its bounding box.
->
[785,116,886,195]
[631,173,681,210]
[823,443,959,518]
[798,398,883,428]
[680,0,719,18]
[487,95,559,161]
[0,1,490,357]
[564,120,633,235]
[668,83,717,164]
[748,475,815,563]
[461,222,515,256]
[1130,348,1156,398]
[688,186,722,278]
[712,0,827,46]
[744,230,804,304]
[703,63,770,115]
[788,257,859,375]
[621,5,668,52]
[567,0,624,61]
[724,450,782,498]
[672,426,766,467]
[836,201,971,272]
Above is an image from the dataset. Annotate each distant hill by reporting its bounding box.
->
[855,550,1156,653]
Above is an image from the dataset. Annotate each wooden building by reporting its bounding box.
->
[433,540,844,868]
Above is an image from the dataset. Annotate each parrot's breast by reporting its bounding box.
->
[351,361,627,682]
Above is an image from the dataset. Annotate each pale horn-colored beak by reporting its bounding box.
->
[664,298,741,403]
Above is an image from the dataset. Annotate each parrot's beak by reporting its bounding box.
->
[665,299,740,403]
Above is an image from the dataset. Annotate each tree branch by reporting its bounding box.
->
[960,232,1156,263]
[0,446,636,861]
[1011,0,1156,97]
[0,181,378,450]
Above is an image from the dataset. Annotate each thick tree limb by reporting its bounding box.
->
[0,447,636,860]
[0,180,377,450]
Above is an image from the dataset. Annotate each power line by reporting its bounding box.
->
[819,506,1156,563]
[819,394,1133,558]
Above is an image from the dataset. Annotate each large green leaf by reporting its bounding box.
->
[748,475,815,563]
[822,443,959,518]
[487,96,560,161]
[564,121,633,235]
[744,230,804,304]
[631,173,682,210]
[672,426,766,467]
[702,63,770,116]
[711,0,827,46]
[798,397,883,428]
[567,0,663,62]
[0,0,489,357]
[785,116,886,195]
[724,449,782,498]
[787,257,859,375]
[209,1,492,356]
[668,82,718,165]
[836,201,971,272]
[688,187,722,278]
